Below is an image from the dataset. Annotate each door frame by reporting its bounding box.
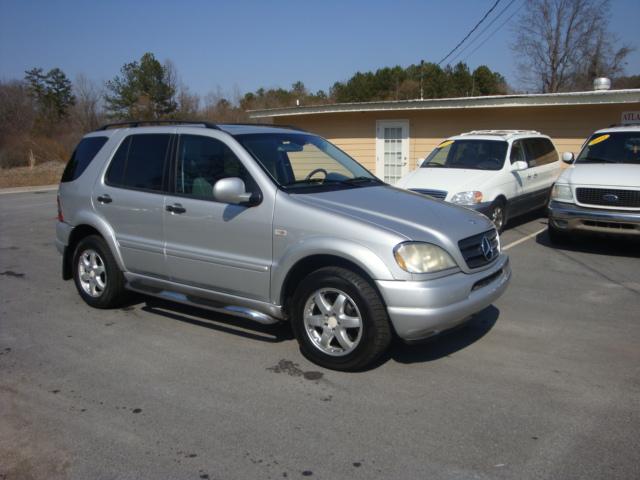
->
[375,119,410,183]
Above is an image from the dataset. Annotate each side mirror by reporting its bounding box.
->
[213,178,256,205]
[511,160,528,171]
[562,152,575,164]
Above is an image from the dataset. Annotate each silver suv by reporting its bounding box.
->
[56,121,511,370]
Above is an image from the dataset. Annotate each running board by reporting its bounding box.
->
[125,277,281,325]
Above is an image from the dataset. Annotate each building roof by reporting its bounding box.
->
[248,89,640,119]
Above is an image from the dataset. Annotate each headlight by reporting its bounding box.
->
[551,184,573,203]
[451,191,483,205]
[394,242,457,273]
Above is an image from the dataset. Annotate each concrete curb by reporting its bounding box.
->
[0,184,58,195]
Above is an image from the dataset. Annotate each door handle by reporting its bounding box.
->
[97,194,112,204]
[166,203,186,214]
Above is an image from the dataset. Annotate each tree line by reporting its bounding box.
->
[0,0,635,170]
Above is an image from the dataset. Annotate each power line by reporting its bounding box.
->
[461,1,524,63]
[437,0,503,66]
[447,0,519,65]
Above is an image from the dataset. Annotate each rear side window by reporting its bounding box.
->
[61,136,108,182]
[106,134,171,192]
[524,138,558,167]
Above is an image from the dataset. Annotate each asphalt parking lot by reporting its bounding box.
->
[1,189,639,480]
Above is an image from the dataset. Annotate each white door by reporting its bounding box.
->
[376,120,409,184]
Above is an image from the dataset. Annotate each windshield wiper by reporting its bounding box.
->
[337,176,382,185]
[423,163,446,168]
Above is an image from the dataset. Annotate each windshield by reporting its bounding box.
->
[235,133,379,190]
[576,132,640,165]
[421,139,507,171]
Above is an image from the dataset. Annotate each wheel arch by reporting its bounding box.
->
[63,215,125,279]
[279,254,388,319]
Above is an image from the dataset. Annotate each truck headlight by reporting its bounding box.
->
[451,191,483,205]
[394,242,457,273]
[551,184,573,203]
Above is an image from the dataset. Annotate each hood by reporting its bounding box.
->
[397,168,496,195]
[560,163,640,187]
[292,185,494,244]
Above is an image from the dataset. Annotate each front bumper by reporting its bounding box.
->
[376,254,511,342]
[548,201,640,236]
[463,201,493,217]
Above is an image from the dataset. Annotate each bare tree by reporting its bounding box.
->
[513,0,633,92]
[73,74,103,132]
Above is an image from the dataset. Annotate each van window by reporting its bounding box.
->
[175,135,254,199]
[510,140,526,164]
[524,138,557,167]
[106,134,170,192]
[61,136,108,182]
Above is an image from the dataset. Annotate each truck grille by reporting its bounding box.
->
[458,229,499,269]
[411,189,447,200]
[576,188,640,208]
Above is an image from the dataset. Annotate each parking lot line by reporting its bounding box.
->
[502,226,547,251]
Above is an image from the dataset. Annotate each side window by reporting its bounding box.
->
[61,136,108,182]
[106,134,170,192]
[175,135,253,200]
[523,139,540,168]
[536,138,558,165]
[510,140,526,164]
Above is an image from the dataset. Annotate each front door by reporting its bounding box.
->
[163,133,273,302]
[376,120,409,184]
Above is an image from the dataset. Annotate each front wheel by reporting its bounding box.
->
[488,200,507,233]
[291,267,392,371]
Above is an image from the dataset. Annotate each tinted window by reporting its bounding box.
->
[175,135,253,199]
[61,136,108,182]
[106,134,170,192]
[524,138,557,167]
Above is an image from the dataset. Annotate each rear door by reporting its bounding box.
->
[524,137,559,210]
[163,133,273,301]
[94,132,172,278]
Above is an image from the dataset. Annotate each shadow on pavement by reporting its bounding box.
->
[536,228,640,258]
[383,305,500,366]
[140,298,295,343]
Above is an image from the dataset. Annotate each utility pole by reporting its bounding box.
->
[420,60,424,100]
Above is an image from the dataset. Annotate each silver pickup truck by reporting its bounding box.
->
[56,121,511,370]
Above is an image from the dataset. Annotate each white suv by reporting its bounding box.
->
[397,130,563,231]
[548,125,640,241]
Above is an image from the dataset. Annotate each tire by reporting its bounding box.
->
[291,267,392,371]
[72,235,126,308]
[548,223,570,244]
[488,199,507,233]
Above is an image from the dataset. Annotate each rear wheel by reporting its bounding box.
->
[291,267,392,371]
[73,235,126,308]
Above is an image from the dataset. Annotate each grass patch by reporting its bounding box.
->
[0,161,64,188]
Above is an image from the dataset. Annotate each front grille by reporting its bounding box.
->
[411,188,447,200]
[458,229,499,269]
[576,188,640,208]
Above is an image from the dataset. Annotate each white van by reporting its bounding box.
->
[397,130,563,231]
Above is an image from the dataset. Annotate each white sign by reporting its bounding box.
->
[621,111,640,124]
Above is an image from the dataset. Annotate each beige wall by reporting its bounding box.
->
[273,103,640,173]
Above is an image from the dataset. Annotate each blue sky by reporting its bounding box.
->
[1,0,638,97]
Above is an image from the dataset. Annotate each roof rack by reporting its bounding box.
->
[607,123,637,128]
[461,129,541,136]
[97,120,306,133]
[98,120,221,131]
